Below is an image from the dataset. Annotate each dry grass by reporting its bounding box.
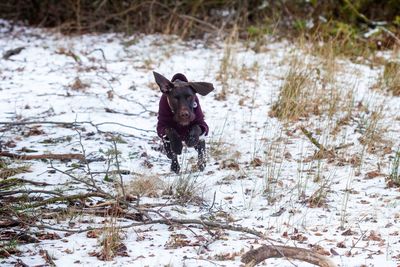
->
[0,165,31,180]
[96,206,127,261]
[357,105,390,154]
[215,26,239,101]
[306,178,331,208]
[380,61,400,96]
[269,56,317,121]
[123,175,164,198]
[262,134,286,205]
[387,150,400,187]
[270,37,361,132]
[170,171,203,204]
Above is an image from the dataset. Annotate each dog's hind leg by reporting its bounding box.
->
[195,139,206,171]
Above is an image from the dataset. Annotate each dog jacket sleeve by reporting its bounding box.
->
[192,96,209,136]
[157,94,174,138]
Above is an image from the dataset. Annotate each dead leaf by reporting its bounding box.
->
[365,170,381,179]
[336,241,346,248]
[37,232,61,240]
[330,248,339,255]
[341,229,357,236]
[250,157,263,167]
[364,230,383,242]
[87,230,101,238]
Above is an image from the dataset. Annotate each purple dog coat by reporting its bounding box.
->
[156,94,208,141]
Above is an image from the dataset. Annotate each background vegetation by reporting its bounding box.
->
[1,0,399,46]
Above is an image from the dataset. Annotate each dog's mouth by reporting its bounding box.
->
[174,114,195,126]
[178,120,190,126]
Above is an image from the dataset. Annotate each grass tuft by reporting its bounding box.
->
[269,57,315,121]
[381,61,400,96]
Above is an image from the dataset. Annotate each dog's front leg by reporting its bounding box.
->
[164,128,182,173]
[195,139,206,171]
[163,138,180,174]
[166,128,182,155]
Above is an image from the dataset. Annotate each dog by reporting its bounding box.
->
[153,71,214,173]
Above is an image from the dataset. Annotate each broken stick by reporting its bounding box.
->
[241,245,337,267]
[300,126,327,151]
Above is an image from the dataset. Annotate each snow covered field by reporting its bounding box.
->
[1,20,399,266]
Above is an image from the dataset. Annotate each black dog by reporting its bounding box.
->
[153,71,214,173]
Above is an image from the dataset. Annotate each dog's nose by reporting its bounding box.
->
[180,110,190,119]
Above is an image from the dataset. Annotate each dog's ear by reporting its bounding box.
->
[189,82,214,96]
[153,71,174,93]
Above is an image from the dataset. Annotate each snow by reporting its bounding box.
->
[1,20,399,266]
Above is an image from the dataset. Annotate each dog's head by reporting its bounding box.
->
[153,71,214,126]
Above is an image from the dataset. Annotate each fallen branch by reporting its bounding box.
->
[33,217,276,242]
[341,0,400,46]
[104,108,145,116]
[151,218,270,239]
[0,178,51,187]
[342,0,376,26]
[3,46,25,60]
[0,189,63,197]
[17,192,108,210]
[0,120,153,132]
[300,127,335,159]
[300,127,326,151]
[334,142,354,150]
[241,245,337,267]
[0,151,84,161]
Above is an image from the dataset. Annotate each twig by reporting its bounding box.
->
[76,128,97,189]
[33,217,273,241]
[341,0,400,45]
[15,259,29,267]
[18,192,109,209]
[104,108,146,116]
[342,0,375,26]
[3,46,25,60]
[0,178,51,187]
[334,143,354,150]
[112,138,125,199]
[348,228,367,254]
[40,249,56,267]
[378,26,400,45]
[0,189,63,197]
[0,120,154,133]
[0,151,84,161]
[49,162,109,196]
[208,191,216,212]
[300,126,327,151]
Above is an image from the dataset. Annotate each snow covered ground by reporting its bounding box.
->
[1,20,399,266]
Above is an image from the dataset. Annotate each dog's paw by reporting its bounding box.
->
[187,125,201,147]
[197,160,205,171]
[171,160,180,174]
